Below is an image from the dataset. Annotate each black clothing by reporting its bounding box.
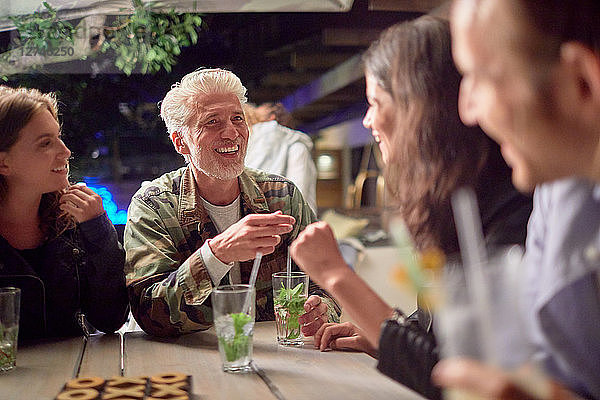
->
[0,213,129,341]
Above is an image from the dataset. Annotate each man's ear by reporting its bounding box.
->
[0,152,10,175]
[560,42,600,113]
[170,131,190,155]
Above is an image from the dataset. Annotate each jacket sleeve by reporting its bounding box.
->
[377,316,442,400]
[78,212,129,334]
[124,197,214,337]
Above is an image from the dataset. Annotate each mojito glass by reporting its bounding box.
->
[272,271,309,346]
[212,284,255,373]
[0,287,20,373]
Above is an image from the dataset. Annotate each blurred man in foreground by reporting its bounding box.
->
[435,1,600,398]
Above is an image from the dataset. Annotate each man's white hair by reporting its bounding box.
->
[160,68,248,135]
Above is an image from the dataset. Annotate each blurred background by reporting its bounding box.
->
[0,0,447,230]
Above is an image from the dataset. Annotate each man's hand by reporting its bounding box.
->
[298,295,328,337]
[59,184,105,223]
[432,358,580,400]
[314,321,378,358]
[289,221,348,289]
[209,211,295,264]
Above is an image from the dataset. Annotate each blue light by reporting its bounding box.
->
[85,183,128,225]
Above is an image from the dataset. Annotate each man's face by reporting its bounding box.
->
[180,92,249,180]
[451,0,585,192]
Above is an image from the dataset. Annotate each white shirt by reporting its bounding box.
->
[199,195,242,285]
[245,120,317,214]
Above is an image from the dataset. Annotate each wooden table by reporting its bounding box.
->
[1,322,426,400]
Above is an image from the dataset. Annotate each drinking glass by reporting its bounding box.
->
[435,246,532,399]
[212,284,255,373]
[0,287,20,373]
[272,271,309,346]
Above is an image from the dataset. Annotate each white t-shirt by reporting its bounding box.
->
[199,195,242,284]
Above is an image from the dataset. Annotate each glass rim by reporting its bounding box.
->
[212,284,254,294]
[0,287,20,295]
[272,271,307,278]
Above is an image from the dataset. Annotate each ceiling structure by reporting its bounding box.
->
[0,0,354,30]
[0,0,448,136]
[191,0,448,135]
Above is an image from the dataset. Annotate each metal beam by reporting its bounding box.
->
[368,0,445,12]
[261,71,320,87]
[291,52,355,70]
[296,102,367,134]
[281,53,364,112]
[321,28,383,47]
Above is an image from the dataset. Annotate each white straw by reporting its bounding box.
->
[451,187,487,267]
[243,252,263,314]
[286,246,292,300]
[450,187,498,365]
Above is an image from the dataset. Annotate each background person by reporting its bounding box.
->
[290,16,531,400]
[0,86,129,340]
[124,68,339,337]
[244,102,317,214]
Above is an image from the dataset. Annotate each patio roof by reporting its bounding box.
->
[0,0,355,31]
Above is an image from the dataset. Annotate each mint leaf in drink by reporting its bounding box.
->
[0,323,17,370]
[274,282,307,340]
[216,312,253,362]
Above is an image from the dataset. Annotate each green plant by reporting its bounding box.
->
[217,312,253,362]
[8,1,76,52]
[2,1,203,77]
[0,323,18,370]
[274,282,306,340]
[100,0,203,75]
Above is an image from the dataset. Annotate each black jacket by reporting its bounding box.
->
[0,213,129,341]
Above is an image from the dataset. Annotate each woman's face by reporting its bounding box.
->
[362,74,397,164]
[0,109,71,195]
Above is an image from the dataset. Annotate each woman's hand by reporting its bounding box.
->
[290,221,349,290]
[59,184,105,223]
[299,295,328,337]
[314,321,378,358]
[432,358,580,400]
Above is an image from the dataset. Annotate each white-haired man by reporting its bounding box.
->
[124,68,339,337]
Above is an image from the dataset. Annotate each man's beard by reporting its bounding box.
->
[189,142,246,180]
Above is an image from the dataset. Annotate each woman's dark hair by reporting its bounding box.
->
[0,86,75,238]
[364,16,510,254]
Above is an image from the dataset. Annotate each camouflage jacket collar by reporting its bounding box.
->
[177,166,272,227]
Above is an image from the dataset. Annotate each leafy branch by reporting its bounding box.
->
[2,0,203,76]
[99,0,203,75]
[8,1,76,50]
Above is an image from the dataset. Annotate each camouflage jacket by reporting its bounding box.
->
[125,166,339,336]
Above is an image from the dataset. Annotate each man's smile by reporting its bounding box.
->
[215,144,239,154]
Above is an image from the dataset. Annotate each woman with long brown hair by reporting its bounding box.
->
[0,86,128,340]
[291,16,532,399]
